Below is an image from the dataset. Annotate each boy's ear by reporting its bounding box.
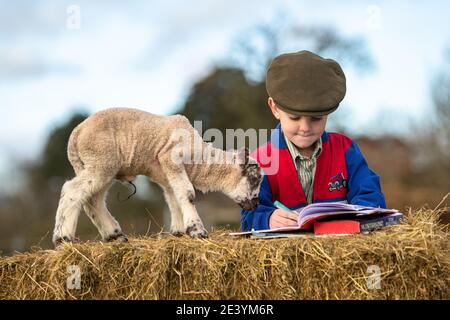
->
[267,97,280,120]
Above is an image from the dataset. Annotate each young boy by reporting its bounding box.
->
[241,50,386,231]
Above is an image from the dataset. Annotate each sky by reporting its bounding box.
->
[0,0,450,193]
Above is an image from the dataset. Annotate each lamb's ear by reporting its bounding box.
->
[238,147,250,168]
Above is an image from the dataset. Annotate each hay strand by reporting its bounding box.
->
[0,208,448,300]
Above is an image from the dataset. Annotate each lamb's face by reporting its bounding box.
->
[227,150,263,211]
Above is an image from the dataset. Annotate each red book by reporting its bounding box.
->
[314,220,360,235]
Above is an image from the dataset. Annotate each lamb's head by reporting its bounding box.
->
[224,148,263,211]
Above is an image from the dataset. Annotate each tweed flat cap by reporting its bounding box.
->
[266,50,346,116]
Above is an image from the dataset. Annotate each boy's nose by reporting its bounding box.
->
[298,118,312,132]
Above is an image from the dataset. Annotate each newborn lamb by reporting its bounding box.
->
[52,107,262,247]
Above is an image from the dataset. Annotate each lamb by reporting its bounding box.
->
[52,107,262,247]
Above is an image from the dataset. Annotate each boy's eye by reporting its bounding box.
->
[289,117,300,120]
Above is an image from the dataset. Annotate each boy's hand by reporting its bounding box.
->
[269,209,298,228]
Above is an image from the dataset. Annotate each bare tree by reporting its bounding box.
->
[226,14,374,82]
[410,48,450,191]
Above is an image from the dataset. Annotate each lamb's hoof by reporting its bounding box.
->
[105,232,128,242]
[53,236,73,249]
[170,231,184,237]
[186,224,208,238]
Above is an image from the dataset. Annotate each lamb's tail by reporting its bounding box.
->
[67,125,84,175]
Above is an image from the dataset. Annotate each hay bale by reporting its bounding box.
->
[0,208,449,300]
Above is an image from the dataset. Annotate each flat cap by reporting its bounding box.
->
[266,50,346,116]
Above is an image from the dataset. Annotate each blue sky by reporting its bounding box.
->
[0,0,449,193]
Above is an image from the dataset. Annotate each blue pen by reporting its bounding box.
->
[274,200,298,216]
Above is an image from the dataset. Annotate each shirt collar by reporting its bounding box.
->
[284,134,322,161]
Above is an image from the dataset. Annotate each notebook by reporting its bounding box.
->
[230,202,402,236]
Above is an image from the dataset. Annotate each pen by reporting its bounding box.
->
[274,200,298,216]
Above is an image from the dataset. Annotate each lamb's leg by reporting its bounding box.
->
[83,181,127,242]
[163,187,184,236]
[159,160,208,238]
[52,171,112,247]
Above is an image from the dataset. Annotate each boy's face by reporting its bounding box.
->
[268,97,328,150]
